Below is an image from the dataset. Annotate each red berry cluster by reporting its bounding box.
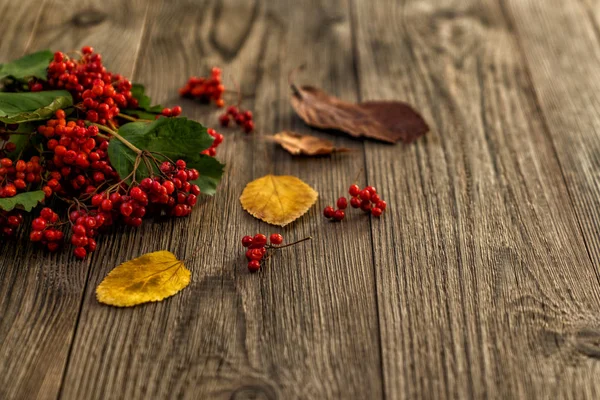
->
[30,208,64,252]
[241,233,284,272]
[0,156,43,198]
[201,128,224,157]
[0,210,23,237]
[160,106,182,118]
[44,46,137,124]
[179,67,225,107]
[324,184,387,221]
[219,106,254,133]
[40,110,116,198]
[69,209,101,259]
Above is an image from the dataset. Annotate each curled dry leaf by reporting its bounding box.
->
[290,85,429,143]
[96,251,191,307]
[271,131,352,156]
[240,174,318,226]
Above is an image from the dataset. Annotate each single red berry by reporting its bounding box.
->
[218,114,230,127]
[270,233,283,245]
[350,197,361,208]
[333,209,345,221]
[32,218,46,231]
[323,206,335,219]
[171,105,182,116]
[101,199,113,211]
[376,200,387,210]
[359,189,371,201]
[253,233,267,247]
[349,184,360,197]
[30,231,43,242]
[246,248,264,261]
[336,197,348,209]
[74,246,87,259]
[248,260,261,272]
[243,120,254,133]
[370,193,381,204]
[242,235,253,247]
[161,108,172,117]
[371,207,383,217]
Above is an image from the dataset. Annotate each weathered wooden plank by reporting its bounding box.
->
[60,0,383,398]
[504,0,600,282]
[0,1,149,398]
[351,0,600,398]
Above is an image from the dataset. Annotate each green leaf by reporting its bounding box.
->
[3,123,37,161]
[130,83,162,113]
[107,117,224,194]
[0,90,73,124]
[0,50,52,82]
[184,153,225,195]
[0,190,45,212]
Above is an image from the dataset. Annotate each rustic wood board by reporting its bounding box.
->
[0,0,598,398]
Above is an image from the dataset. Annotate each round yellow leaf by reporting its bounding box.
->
[240,174,318,226]
[96,250,191,307]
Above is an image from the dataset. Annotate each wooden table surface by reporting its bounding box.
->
[1,0,600,399]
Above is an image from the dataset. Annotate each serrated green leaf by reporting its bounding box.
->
[0,91,73,123]
[0,50,52,82]
[107,117,224,195]
[0,190,45,212]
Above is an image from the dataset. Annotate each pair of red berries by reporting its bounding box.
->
[241,233,284,272]
[324,184,387,221]
[160,106,182,117]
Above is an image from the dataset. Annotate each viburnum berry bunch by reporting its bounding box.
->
[179,67,225,107]
[219,105,254,133]
[241,233,311,273]
[0,47,225,259]
[324,184,387,221]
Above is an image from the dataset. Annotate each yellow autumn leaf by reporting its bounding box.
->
[240,174,318,226]
[96,251,191,307]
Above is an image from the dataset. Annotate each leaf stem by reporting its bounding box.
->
[91,123,142,155]
[117,113,138,122]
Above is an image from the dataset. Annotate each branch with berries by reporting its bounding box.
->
[0,47,225,259]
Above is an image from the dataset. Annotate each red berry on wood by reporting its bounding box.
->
[349,184,360,197]
[242,235,253,247]
[333,209,345,221]
[336,197,348,209]
[248,260,261,272]
[270,233,284,245]
[253,233,267,247]
[371,207,383,217]
[359,189,371,201]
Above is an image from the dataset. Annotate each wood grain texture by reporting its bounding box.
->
[2,0,600,398]
[351,0,600,398]
[59,0,382,399]
[0,0,149,399]
[503,0,600,278]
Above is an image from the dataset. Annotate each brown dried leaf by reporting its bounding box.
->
[290,85,429,143]
[271,131,352,156]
